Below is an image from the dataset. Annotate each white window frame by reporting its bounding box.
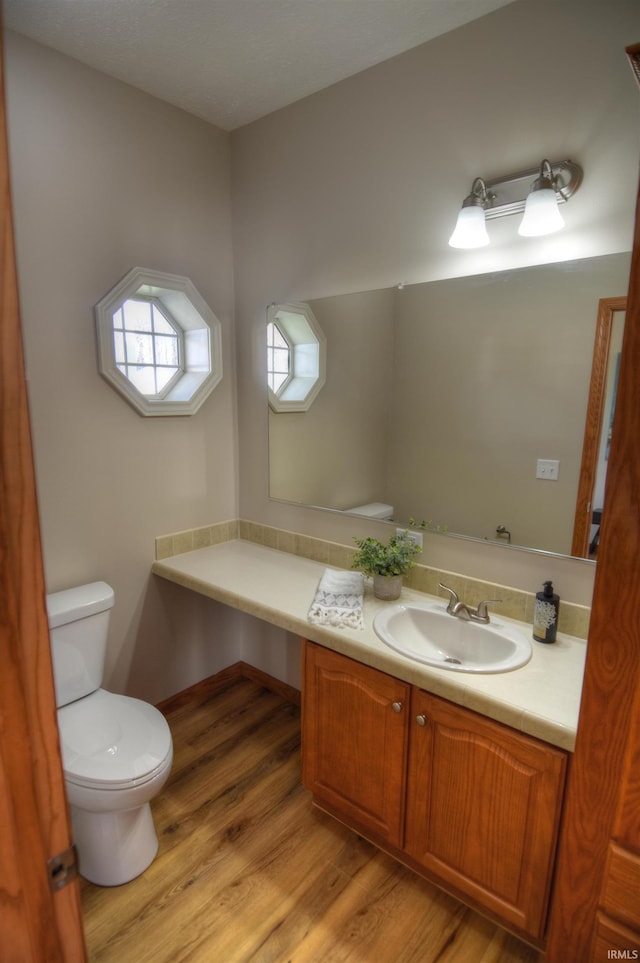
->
[267,302,326,413]
[95,267,223,416]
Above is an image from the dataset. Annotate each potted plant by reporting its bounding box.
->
[352,530,421,600]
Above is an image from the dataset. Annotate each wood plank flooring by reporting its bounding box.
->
[80,676,541,963]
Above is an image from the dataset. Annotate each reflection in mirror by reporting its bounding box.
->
[268,253,631,558]
[571,297,626,558]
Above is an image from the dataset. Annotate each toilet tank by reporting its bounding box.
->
[46,582,115,708]
[346,502,395,520]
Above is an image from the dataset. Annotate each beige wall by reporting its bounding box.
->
[5,32,239,702]
[232,0,640,605]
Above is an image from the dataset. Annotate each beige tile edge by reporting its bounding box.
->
[155,519,590,640]
[155,520,240,561]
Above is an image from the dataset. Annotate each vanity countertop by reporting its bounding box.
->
[152,539,586,751]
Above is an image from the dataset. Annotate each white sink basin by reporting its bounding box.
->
[373,600,532,673]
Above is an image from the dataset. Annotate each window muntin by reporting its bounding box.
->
[113,298,182,398]
[267,321,291,394]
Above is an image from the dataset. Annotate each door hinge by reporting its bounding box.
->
[47,845,78,892]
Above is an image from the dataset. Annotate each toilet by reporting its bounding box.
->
[46,581,173,887]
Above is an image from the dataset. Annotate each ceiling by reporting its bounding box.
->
[2,0,515,130]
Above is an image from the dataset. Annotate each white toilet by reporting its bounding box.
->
[46,581,173,887]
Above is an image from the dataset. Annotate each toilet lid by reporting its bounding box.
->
[57,689,172,790]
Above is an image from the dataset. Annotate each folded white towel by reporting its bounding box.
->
[308,569,365,630]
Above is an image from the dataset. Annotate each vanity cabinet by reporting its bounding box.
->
[302,641,568,944]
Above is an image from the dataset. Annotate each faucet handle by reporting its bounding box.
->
[438,582,459,614]
[475,598,502,620]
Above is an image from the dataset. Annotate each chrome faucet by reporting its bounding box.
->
[438,582,502,624]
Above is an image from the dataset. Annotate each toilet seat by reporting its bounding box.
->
[57,688,172,790]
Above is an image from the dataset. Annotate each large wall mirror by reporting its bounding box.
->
[268,252,631,559]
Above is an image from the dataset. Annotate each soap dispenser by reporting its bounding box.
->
[533,581,560,643]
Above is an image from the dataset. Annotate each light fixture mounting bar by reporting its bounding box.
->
[483,159,582,221]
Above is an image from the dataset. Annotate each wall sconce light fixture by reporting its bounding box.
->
[448,159,583,249]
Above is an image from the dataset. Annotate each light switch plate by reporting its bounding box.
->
[536,459,560,480]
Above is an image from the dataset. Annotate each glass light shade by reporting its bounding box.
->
[448,204,489,249]
[518,187,565,237]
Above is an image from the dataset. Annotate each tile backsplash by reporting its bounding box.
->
[155,520,240,561]
[155,519,590,640]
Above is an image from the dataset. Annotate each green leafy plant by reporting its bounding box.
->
[351,531,421,578]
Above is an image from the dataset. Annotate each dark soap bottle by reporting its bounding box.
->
[533,580,560,643]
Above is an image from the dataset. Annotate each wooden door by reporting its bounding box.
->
[302,641,409,848]
[545,40,640,963]
[0,19,86,962]
[591,679,640,955]
[405,691,566,942]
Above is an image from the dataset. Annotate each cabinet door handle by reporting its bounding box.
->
[391,701,403,713]
[416,714,427,726]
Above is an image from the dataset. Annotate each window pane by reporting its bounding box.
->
[125,332,154,366]
[125,365,157,395]
[113,330,125,364]
[155,334,179,366]
[152,304,176,335]
[272,348,289,372]
[267,321,290,396]
[155,366,179,392]
[268,323,288,349]
[122,299,153,332]
[269,371,288,392]
[113,307,124,330]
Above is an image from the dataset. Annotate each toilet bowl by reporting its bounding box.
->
[47,582,173,886]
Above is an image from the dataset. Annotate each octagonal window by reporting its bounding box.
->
[95,267,222,416]
[267,302,326,413]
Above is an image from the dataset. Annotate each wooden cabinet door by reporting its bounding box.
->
[302,642,410,848]
[405,691,567,940]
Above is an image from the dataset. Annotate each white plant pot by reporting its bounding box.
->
[373,574,403,601]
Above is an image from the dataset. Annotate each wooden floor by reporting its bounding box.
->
[80,676,541,963]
